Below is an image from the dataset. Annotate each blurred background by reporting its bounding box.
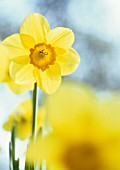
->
[0,0,120,169]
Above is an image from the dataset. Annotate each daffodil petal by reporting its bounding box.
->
[15,65,35,84]
[20,13,50,43]
[7,79,34,94]
[20,34,36,49]
[37,106,46,129]
[56,48,80,75]
[10,62,35,84]
[33,64,61,94]
[2,34,29,59]
[10,62,23,80]
[16,123,31,140]
[0,45,10,82]
[3,116,13,131]
[47,27,74,49]
[12,55,30,65]
[55,47,66,55]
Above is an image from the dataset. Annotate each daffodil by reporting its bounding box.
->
[3,99,45,140]
[27,81,120,170]
[0,45,34,94]
[2,13,80,94]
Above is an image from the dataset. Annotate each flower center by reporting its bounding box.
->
[63,143,101,170]
[29,43,56,71]
[14,110,27,124]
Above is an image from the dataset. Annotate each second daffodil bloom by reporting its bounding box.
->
[2,13,80,94]
[0,45,34,94]
[3,99,45,140]
[27,81,120,170]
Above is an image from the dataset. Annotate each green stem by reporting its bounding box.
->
[11,125,19,170]
[9,142,12,170]
[31,83,38,170]
[11,126,15,170]
[25,161,30,170]
[32,82,38,139]
[24,145,31,170]
[39,163,42,170]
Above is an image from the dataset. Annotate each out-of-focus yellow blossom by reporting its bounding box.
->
[27,81,120,170]
[2,13,80,94]
[0,45,34,94]
[3,99,45,140]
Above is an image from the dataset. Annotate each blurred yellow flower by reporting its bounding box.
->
[3,99,45,140]
[2,13,80,94]
[27,81,120,170]
[0,45,34,94]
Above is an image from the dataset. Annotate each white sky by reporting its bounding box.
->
[0,0,120,40]
[0,0,38,25]
[68,0,120,40]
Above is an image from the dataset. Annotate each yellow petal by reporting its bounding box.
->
[16,123,31,140]
[7,79,34,94]
[47,27,74,49]
[12,55,30,65]
[33,64,61,94]
[19,99,32,116]
[3,99,33,140]
[10,62,35,84]
[99,99,120,131]
[13,99,32,120]
[2,34,29,59]
[20,13,50,43]
[37,106,46,129]
[55,47,66,55]
[0,45,10,82]
[3,115,14,131]
[27,135,63,165]
[56,48,80,75]
[9,62,23,80]
[20,34,36,49]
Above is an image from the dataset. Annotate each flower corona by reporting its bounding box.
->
[29,43,56,71]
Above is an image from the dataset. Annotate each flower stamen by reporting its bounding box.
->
[29,43,56,71]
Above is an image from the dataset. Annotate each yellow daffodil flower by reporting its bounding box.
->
[2,13,80,94]
[0,45,34,94]
[27,81,120,170]
[3,99,45,140]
